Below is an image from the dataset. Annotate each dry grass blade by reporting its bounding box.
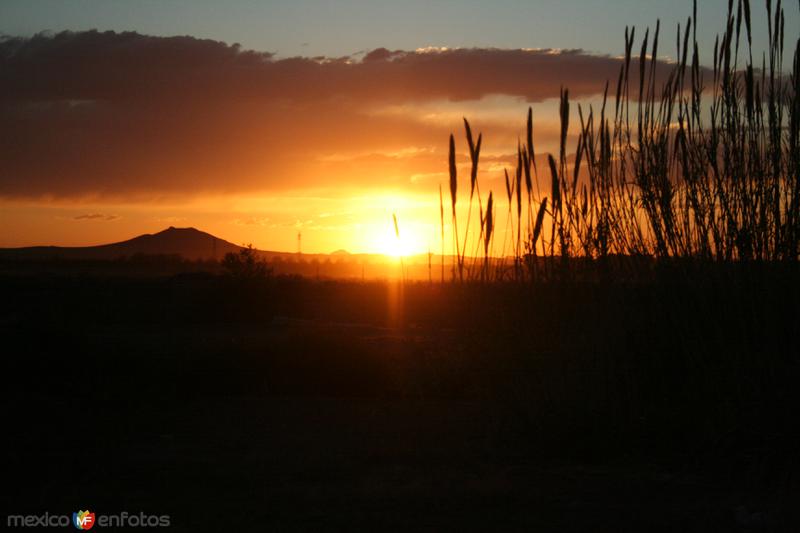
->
[523,150,532,196]
[532,198,548,252]
[471,134,482,195]
[516,152,523,220]
[464,118,475,161]
[485,191,494,254]
[527,107,536,172]
[449,134,457,214]
[439,183,445,282]
[548,155,560,210]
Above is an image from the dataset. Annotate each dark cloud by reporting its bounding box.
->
[0,31,686,199]
[362,47,404,62]
[0,30,667,105]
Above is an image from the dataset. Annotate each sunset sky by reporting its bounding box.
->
[1,0,794,254]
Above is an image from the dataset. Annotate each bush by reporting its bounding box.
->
[221,244,272,281]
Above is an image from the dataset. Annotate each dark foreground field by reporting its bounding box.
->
[3,263,800,531]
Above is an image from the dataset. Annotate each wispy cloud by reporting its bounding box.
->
[232,216,271,226]
[72,213,120,221]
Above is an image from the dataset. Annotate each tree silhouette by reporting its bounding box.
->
[221,244,272,281]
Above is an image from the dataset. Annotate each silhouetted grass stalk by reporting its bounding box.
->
[442,0,798,282]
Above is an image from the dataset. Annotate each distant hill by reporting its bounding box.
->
[0,227,243,261]
[0,227,459,269]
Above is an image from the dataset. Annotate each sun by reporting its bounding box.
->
[369,218,427,257]
[353,193,435,257]
[381,234,416,257]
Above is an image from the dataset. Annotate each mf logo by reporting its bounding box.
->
[73,510,95,530]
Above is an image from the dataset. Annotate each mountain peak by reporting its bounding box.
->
[97,227,242,260]
[0,226,246,261]
[160,226,200,234]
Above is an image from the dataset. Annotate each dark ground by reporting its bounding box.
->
[3,261,799,531]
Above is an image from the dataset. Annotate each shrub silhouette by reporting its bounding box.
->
[221,244,272,281]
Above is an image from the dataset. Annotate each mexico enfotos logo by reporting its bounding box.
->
[73,511,95,530]
[7,510,170,528]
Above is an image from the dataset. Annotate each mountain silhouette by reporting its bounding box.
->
[0,227,243,261]
[0,227,440,263]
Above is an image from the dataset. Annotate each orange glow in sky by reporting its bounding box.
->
[2,3,793,254]
[0,94,579,255]
[0,29,607,254]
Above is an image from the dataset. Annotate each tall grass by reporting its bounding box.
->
[443,0,799,282]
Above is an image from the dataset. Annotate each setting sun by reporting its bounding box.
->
[379,230,413,257]
[369,215,430,257]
